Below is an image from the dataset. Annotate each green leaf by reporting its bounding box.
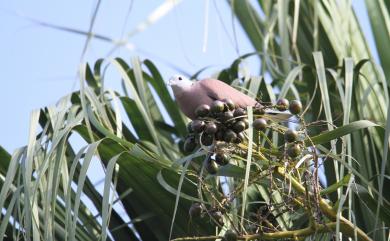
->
[112,58,164,155]
[101,154,121,241]
[365,0,390,82]
[217,164,245,178]
[352,184,390,226]
[321,173,352,195]
[0,145,11,174]
[241,106,253,226]
[120,97,153,142]
[307,120,380,145]
[228,0,264,51]
[143,59,187,136]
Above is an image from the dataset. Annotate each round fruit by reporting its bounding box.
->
[189,203,202,218]
[289,100,302,115]
[235,132,245,143]
[195,104,210,117]
[204,122,218,134]
[224,230,238,241]
[187,122,194,133]
[242,118,249,128]
[183,136,197,153]
[221,111,234,123]
[178,139,185,153]
[210,100,225,113]
[215,130,224,141]
[191,120,205,133]
[215,152,229,166]
[234,137,242,144]
[206,159,218,174]
[201,134,214,146]
[223,129,237,143]
[210,210,224,225]
[254,106,266,115]
[288,144,301,158]
[233,121,246,133]
[253,118,267,131]
[276,98,289,111]
[233,108,246,117]
[284,129,298,142]
[223,98,235,111]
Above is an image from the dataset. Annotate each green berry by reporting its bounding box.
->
[223,129,237,143]
[205,122,218,134]
[183,136,197,153]
[242,118,249,128]
[220,111,234,123]
[191,120,205,133]
[233,121,246,133]
[224,230,238,241]
[233,108,246,117]
[210,210,224,225]
[276,98,289,111]
[210,100,225,113]
[254,104,266,115]
[206,159,218,174]
[195,104,210,117]
[253,118,267,131]
[189,203,202,218]
[284,129,298,142]
[201,134,214,146]
[178,139,185,153]
[223,98,235,111]
[289,100,302,115]
[187,122,194,133]
[235,132,245,143]
[215,130,224,141]
[215,152,229,166]
[288,144,301,158]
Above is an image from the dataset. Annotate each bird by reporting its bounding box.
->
[167,76,327,186]
[167,75,292,121]
[168,75,257,119]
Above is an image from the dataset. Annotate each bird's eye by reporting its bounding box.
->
[178,77,182,80]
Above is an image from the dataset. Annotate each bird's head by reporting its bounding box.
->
[167,74,193,89]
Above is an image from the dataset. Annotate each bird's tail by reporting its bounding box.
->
[263,110,294,122]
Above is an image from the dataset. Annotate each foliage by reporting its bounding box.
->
[0,1,390,241]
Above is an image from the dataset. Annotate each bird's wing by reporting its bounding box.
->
[198,79,257,107]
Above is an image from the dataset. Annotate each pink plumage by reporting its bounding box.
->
[170,77,257,120]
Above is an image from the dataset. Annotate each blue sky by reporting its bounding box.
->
[0,0,377,153]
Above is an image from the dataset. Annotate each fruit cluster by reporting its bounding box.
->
[184,98,304,238]
[183,99,249,152]
[189,202,238,240]
[181,98,303,174]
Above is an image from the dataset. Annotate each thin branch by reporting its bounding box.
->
[274,167,372,241]
[171,221,362,241]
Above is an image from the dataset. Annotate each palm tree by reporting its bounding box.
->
[0,1,389,240]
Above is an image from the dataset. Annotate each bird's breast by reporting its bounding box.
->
[176,88,214,119]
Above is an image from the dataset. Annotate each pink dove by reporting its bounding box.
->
[168,75,257,119]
